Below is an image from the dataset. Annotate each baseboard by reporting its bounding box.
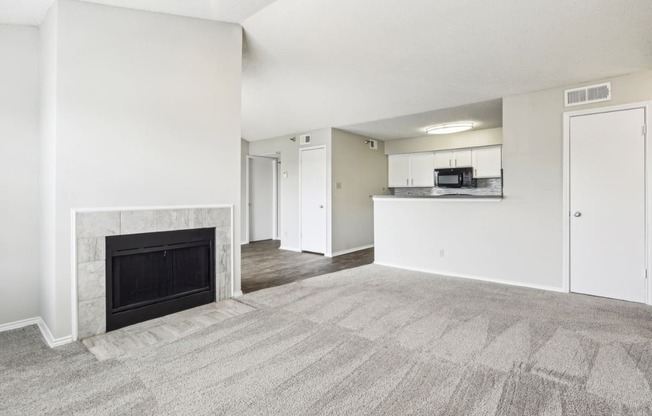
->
[373,261,566,293]
[36,318,73,348]
[232,290,244,297]
[0,316,41,333]
[325,244,374,258]
[279,246,301,252]
[241,240,249,245]
[0,316,73,348]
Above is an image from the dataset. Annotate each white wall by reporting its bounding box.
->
[249,128,387,255]
[42,0,242,338]
[248,128,331,251]
[40,1,59,336]
[375,70,652,290]
[0,25,41,326]
[384,128,503,155]
[331,129,387,254]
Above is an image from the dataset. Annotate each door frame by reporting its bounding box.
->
[562,101,651,303]
[245,155,279,245]
[298,145,331,254]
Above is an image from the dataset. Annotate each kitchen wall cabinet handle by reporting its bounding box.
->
[411,178,414,185]
[406,178,409,185]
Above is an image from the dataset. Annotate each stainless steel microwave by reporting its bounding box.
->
[435,167,474,188]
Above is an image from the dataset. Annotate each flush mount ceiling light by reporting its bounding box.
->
[426,123,474,135]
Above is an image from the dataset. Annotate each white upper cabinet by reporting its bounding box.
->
[472,146,502,178]
[453,149,472,167]
[434,151,453,168]
[410,153,435,186]
[388,154,411,187]
[388,153,434,187]
[388,146,502,187]
[434,149,472,168]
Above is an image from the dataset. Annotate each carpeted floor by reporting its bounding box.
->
[3,264,652,415]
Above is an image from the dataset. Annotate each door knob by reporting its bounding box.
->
[573,211,582,217]
[319,205,324,208]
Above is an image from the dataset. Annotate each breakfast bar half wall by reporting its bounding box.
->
[372,196,565,293]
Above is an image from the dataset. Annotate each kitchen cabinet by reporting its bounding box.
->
[388,154,411,187]
[434,151,452,169]
[388,153,434,187]
[434,149,472,168]
[410,153,436,186]
[472,146,502,178]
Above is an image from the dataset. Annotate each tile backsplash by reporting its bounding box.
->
[392,178,502,197]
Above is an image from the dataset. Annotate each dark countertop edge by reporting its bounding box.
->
[373,195,504,200]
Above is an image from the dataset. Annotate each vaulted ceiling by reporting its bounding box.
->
[241,0,652,140]
[2,0,652,141]
[0,0,277,25]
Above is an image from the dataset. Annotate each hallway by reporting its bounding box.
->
[241,240,374,293]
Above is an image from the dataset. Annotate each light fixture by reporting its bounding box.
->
[426,123,474,135]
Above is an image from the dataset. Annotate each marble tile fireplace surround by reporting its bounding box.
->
[75,206,233,339]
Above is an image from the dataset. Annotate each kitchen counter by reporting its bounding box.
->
[373,194,503,201]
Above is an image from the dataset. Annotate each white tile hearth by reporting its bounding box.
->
[75,206,233,340]
[83,299,255,361]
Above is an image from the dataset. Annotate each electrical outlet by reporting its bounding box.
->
[439,249,444,258]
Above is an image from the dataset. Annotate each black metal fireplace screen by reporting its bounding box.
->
[106,228,215,331]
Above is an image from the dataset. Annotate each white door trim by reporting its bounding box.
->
[244,156,250,245]
[272,159,278,240]
[562,101,651,304]
[299,145,329,253]
[245,155,279,244]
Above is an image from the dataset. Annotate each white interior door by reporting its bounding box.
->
[300,147,327,253]
[249,157,275,242]
[569,107,646,303]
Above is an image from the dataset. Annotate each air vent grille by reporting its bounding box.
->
[565,82,611,107]
[299,134,311,145]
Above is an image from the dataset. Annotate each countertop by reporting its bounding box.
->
[373,194,503,200]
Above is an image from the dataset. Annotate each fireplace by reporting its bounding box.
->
[105,228,215,331]
[75,207,232,339]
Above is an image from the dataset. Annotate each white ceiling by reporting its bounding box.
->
[339,99,502,141]
[0,0,277,25]
[242,0,652,141]
[3,0,651,142]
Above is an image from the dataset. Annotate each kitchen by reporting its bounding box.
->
[366,70,652,306]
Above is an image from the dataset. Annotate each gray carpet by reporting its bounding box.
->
[3,264,652,415]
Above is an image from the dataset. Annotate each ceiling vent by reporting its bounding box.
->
[564,82,611,107]
[299,134,312,145]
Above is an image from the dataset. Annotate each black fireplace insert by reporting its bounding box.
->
[105,228,215,331]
